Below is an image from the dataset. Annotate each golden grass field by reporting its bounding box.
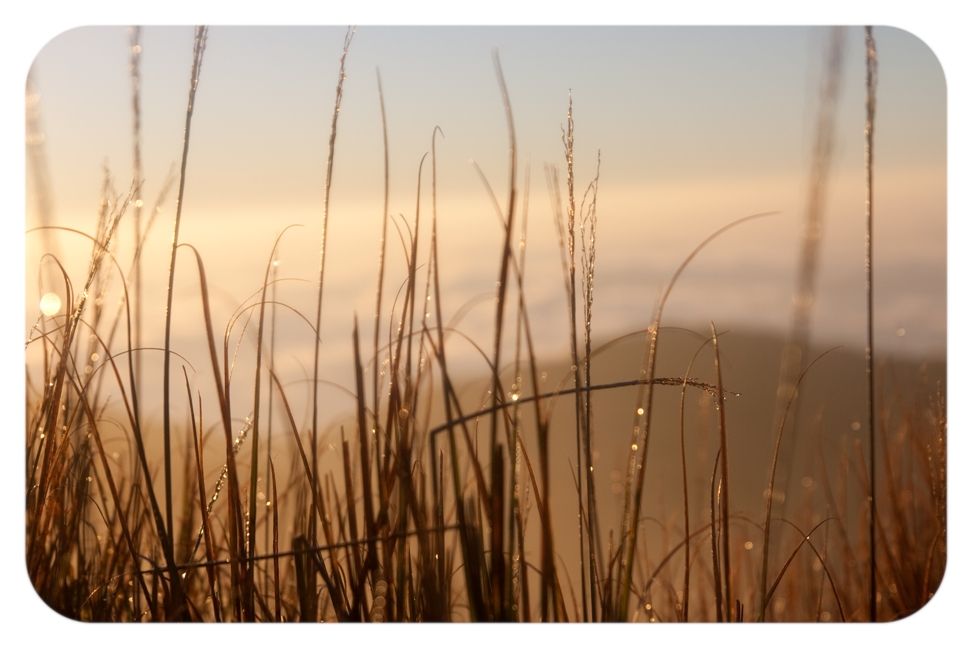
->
[24,26,946,623]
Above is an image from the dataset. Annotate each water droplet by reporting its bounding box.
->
[631,444,638,451]
[636,407,644,416]
[744,541,754,550]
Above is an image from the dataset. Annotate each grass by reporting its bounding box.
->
[24,26,945,622]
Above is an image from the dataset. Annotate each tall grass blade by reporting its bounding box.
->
[160,26,207,619]
[311,27,354,550]
[863,25,879,623]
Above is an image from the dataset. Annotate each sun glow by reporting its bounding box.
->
[39,292,61,316]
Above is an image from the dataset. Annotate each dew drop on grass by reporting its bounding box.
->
[636,407,644,416]
[744,541,753,550]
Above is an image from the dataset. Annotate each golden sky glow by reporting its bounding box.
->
[25,27,945,376]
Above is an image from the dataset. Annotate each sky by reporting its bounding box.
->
[5,2,969,644]
[24,25,946,381]
[21,24,948,439]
